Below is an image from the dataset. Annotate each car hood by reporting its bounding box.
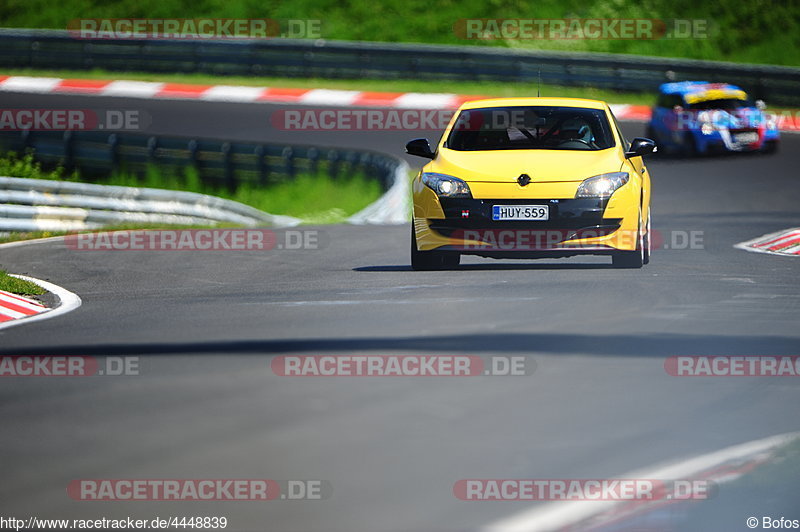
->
[430,147,625,183]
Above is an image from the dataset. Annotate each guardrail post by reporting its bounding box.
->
[107,134,119,174]
[63,131,74,173]
[187,139,199,178]
[344,151,357,178]
[146,136,158,167]
[281,146,295,179]
[307,147,320,176]
[326,149,340,179]
[20,129,30,153]
[221,142,235,191]
[254,145,268,186]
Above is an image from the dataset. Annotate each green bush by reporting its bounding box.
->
[1,0,798,65]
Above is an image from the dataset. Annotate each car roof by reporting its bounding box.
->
[459,97,607,110]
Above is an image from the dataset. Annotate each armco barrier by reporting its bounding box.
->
[0,129,400,192]
[0,176,302,231]
[0,129,412,230]
[1,28,799,106]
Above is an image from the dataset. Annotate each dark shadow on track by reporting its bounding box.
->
[355,262,615,272]
[2,333,797,358]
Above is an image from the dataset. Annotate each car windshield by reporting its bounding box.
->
[445,106,615,151]
[688,98,751,110]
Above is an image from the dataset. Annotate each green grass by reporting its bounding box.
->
[0,269,46,295]
[1,153,383,223]
[0,67,658,106]
[1,0,798,66]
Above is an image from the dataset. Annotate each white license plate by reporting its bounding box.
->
[492,205,549,221]
[733,132,758,144]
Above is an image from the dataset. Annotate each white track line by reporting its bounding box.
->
[483,431,800,532]
[0,275,81,331]
[0,235,68,250]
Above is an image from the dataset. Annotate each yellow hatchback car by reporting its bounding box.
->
[406,97,656,270]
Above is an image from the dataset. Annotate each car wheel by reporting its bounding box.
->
[761,140,778,154]
[612,208,645,269]
[645,125,659,146]
[410,222,459,271]
[682,132,698,157]
[642,208,651,265]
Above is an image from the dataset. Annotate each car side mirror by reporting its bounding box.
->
[625,137,657,158]
[405,138,435,159]
[755,99,767,110]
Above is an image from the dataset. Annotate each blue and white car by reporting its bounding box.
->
[646,81,780,155]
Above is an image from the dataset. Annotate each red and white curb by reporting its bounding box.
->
[3,75,798,130]
[0,289,47,323]
[484,431,800,532]
[0,274,81,331]
[735,228,800,257]
[0,74,661,121]
[0,75,481,109]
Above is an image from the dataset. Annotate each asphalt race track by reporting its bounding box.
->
[1,92,799,531]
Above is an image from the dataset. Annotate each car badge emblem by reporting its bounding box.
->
[517,173,532,186]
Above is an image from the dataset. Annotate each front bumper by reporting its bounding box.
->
[693,127,778,153]
[415,196,638,257]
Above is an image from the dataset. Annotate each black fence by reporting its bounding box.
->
[1,29,800,106]
[0,129,400,192]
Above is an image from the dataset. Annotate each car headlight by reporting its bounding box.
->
[575,172,629,199]
[421,173,472,198]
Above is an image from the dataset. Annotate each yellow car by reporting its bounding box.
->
[406,97,655,270]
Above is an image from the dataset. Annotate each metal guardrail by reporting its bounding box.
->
[1,28,799,106]
[0,129,411,230]
[0,176,302,231]
[0,129,400,191]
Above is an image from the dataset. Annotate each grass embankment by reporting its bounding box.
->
[0,270,45,295]
[1,0,798,66]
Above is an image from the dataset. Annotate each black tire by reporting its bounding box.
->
[645,125,659,146]
[761,140,778,154]
[682,132,698,157]
[643,208,651,265]
[411,223,459,271]
[612,208,645,269]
